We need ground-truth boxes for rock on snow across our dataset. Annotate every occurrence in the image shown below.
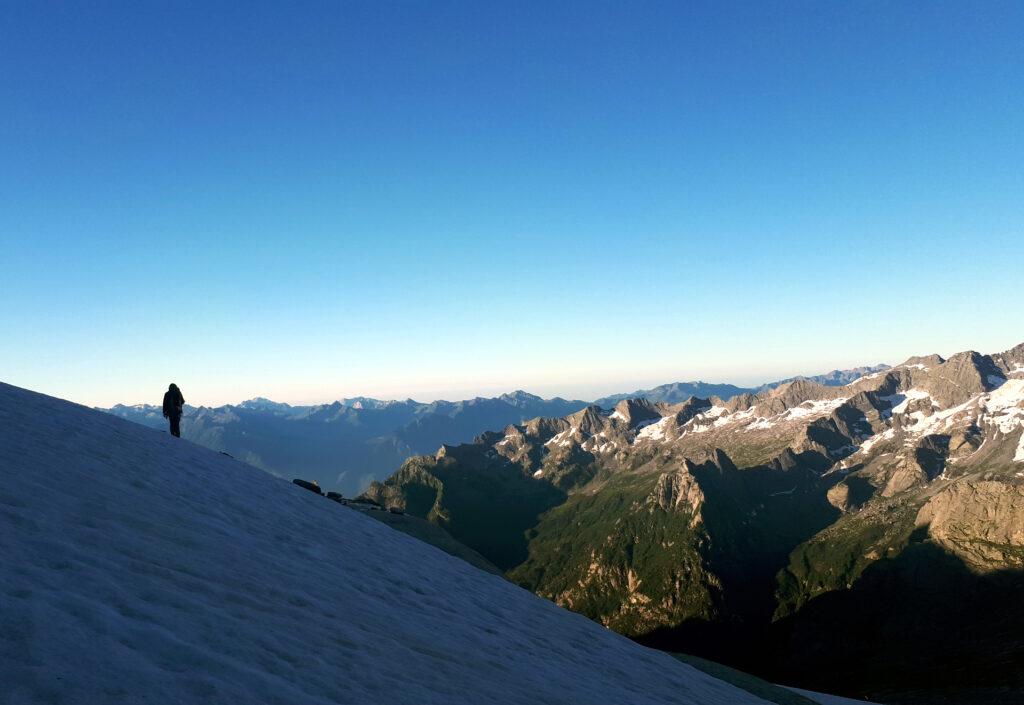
[0,382,772,705]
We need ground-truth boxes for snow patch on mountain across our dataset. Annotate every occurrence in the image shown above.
[881,389,933,415]
[859,429,895,455]
[784,398,848,419]
[981,379,1024,436]
[685,406,730,433]
[636,416,671,442]
[544,428,576,448]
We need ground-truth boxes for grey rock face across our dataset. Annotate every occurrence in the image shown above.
[917,480,1024,570]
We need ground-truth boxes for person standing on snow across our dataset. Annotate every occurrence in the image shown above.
[162,383,185,438]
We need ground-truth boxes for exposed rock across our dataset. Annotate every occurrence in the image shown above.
[914,434,950,480]
[918,351,1003,407]
[916,480,1024,570]
[992,341,1024,376]
[881,459,928,497]
[292,478,323,495]
[609,399,662,428]
[900,353,945,369]
[948,426,984,457]
[751,380,841,416]
[650,467,704,525]
[826,482,851,512]
[769,447,801,472]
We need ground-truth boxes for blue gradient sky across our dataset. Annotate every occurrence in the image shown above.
[2,1,1022,407]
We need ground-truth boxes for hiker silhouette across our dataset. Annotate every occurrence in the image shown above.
[162,383,185,438]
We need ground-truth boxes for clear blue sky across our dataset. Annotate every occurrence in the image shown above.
[2,1,1022,407]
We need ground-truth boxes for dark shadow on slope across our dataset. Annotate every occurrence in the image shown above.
[395,454,568,571]
[686,450,842,624]
[644,529,1024,705]
[844,474,876,507]
[768,529,1024,705]
[914,433,950,480]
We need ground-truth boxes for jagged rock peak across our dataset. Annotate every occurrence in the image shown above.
[898,353,945,369]
[498,390,543,406]
[683,447,734,473]
[566,405,611,435]
[675,396,714,421]
[993,341,1024,376]
[723,392,757,413]
[747,379,841,416]
[523,416,570,438]
[918,351,1004,406]
[237,397,292,411]
[609,398,662,427]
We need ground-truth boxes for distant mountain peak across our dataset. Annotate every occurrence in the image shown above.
[499,390,542,403]
[237,397,292,411]
[595,381,751,408]
[757,364,891,391]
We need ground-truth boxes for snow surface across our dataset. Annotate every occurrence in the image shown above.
[858,429,895,455]
[543,428,575,448]
[881,389,933,415]
[876,381,1024,452]
[784,398,847,419]
[636,416,670,442]
[979,380,1024,461]
[0,383,773,705]
[686,406,730,434]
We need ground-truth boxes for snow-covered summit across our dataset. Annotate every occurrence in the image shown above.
[0,382,773,705]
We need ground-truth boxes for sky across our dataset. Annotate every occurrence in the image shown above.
[2,1,1022,408]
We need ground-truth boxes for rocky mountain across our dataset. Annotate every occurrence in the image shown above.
[102,392,589,496]
[363,342,1024,704]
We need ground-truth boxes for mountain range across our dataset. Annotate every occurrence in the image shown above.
[361,343,1024,704]
[102,391,589,495]
[101,366,889,496]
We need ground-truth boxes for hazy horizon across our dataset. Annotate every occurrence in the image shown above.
[26,332,1019,409]
[3,3,1022,410]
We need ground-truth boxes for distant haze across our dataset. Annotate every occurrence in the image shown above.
[8,336,1024,409]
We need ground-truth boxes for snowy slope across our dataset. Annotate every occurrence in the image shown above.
[0,382,773,705]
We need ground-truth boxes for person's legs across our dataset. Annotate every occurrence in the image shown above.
[170,415,181,438]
